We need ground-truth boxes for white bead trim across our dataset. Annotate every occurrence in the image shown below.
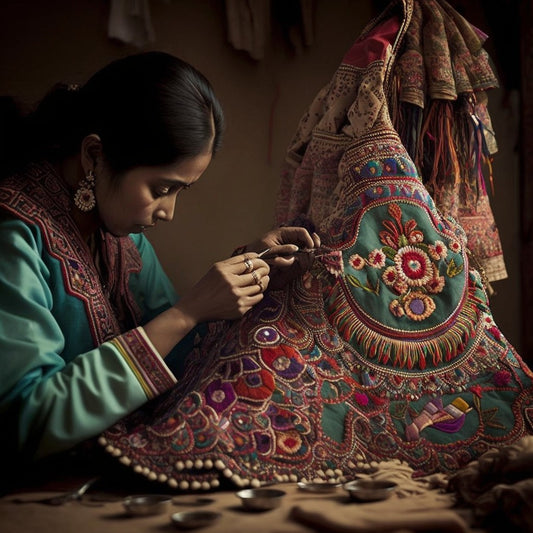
[99,436,351,490]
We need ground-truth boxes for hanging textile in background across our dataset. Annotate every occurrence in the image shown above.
[100,0,533,491]
[108,0,155,48]
[278,0,506,283]
[225,0,314,60]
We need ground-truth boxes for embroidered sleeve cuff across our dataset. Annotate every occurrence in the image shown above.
[110,327,177,399]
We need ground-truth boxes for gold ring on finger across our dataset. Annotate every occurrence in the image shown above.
[250,270,260,285]
[243,257,254,273]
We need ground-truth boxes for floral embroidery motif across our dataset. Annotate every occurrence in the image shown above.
[345,203,463,321]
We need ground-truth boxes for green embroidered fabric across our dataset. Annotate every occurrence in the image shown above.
[100,0,533,490]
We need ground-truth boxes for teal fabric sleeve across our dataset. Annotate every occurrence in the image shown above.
[129,233,207,378]
[0,220,174,460]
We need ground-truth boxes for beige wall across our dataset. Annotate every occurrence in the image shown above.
[0,0,521,351]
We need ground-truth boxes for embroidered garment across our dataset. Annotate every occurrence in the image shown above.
[0,162,180,461]
[100,0,533,491]
[278,0,506,282]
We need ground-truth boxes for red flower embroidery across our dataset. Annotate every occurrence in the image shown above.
[470,385,483,398]
[349,254,366,270]
[368,249,386,268]
[395,247,432,286]
[382,266,397,286]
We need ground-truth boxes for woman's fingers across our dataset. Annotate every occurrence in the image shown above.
[228,253,270,278]
[237,266,269,292]
[241,274,270,295]
[212,254,270,295]
[277,227,315,248]
[262,244,299,258]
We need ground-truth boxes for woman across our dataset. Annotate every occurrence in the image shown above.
[0,51,319,466]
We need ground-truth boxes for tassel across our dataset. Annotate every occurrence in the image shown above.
[416,100,461,201]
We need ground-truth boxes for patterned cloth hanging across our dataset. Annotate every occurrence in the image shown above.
[278,0,507,283]
[99,0,532,491]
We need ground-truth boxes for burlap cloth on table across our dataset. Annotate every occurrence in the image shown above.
[291,459,469,533]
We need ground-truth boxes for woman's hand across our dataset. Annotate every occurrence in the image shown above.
[175,253,270,324]
[245,227,321,289]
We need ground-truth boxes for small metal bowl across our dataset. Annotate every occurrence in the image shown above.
[297,481,341,493]
[123,494,172,515]
[171,511,222,530]
[236,488,286,511]
[343,479,398,502]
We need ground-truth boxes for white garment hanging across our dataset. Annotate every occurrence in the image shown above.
[108,0,155,48]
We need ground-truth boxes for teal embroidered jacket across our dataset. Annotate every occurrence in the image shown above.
[0,162,184,461]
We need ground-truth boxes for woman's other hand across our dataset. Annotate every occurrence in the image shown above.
[176,253,270,324]
[246,227,321,289]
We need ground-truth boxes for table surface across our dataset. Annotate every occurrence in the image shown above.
[0,479,480,533]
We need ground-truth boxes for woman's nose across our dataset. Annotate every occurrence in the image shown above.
[156,195,176,221]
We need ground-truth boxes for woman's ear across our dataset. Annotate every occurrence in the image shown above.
[80,134,103,175]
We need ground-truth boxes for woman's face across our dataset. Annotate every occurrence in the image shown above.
[94,151,212,236]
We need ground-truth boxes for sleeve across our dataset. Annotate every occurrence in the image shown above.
[0,219,176,461]
[128,233,207,379]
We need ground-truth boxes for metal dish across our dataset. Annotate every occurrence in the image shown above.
[343,479,398,502]
[296,481,341,493]
[122,494,172,515]
[171,511,222,530]
[236,488,286,511]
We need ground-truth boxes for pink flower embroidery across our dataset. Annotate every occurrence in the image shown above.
[321,250,344,277]
[449,240,461,253]
[393,280,409,295]
[493,371,511,387]
[382,266,397,286]
[354,392,369,406]
[426,274,445,294]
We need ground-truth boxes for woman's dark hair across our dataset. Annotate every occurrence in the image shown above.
[0,51,224,178]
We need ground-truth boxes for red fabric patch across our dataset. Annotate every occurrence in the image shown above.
[342,16,400,68]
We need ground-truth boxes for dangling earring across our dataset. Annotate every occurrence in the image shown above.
[74,170,96,212]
